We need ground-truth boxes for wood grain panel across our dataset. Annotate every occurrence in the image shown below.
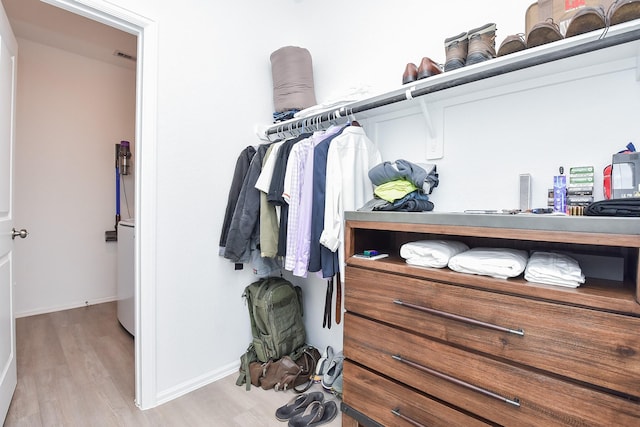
[344,313,640,427]
[345,259,640,315]
[343,361,490,427]
[346,267,640,397]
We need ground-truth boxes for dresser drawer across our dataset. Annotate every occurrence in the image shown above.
[345,266,640,397]
[342,361,491,427]
[345,313,640,426]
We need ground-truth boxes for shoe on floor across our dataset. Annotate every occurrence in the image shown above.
[275,392,324,421]
[565,6,606,38]
[287,401,338,427]
[330,372,343,400]
[321,351,344,390]
[313,345,334,382]
[608,0,640,26]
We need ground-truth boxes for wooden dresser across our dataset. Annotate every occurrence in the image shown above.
[340,211,640,427]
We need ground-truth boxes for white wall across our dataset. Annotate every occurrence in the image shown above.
[13,37,135,316]
[99,0,546,405]
[28,0,637,408]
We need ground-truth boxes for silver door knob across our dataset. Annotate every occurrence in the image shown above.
[11,228,28,240]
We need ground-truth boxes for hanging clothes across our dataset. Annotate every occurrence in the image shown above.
[320,125,382,281]
[224,143,271,263]
[284,126,346,277]
[219,145,256,255]
[255,141,285,258]
[307,125,351,278]
[221,122,380,281]
[267,133,313,257]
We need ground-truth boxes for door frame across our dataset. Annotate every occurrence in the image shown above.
[42,0,159,410]
[0,1,18,420]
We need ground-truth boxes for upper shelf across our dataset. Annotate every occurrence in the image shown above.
[264,20,640,140]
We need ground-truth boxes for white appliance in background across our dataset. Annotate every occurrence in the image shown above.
[117,219,135,336]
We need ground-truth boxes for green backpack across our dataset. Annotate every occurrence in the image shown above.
[236,276,306,389]
[246,276,306,361]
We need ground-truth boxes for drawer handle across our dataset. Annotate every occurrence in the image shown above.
[391,408,426,427]
[392,354,521,407]
[394,299,524,336]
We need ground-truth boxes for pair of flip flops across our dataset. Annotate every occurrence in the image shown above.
[275,391,338,426]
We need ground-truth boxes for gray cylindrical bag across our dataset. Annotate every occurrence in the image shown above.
[270,46,317,112]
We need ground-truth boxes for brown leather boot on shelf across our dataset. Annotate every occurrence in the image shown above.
[402,62,418,85]
[444,31,468,71]
[466,23,497,66]
[497,34,526,57]
[526,20,563,48]
[608,0,640,26]
[417,57,442,80]
[565,6,606,38]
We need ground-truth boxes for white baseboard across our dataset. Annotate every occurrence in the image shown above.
[15,296,118,318]
[155,361,241,407]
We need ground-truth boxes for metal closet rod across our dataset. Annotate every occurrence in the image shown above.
[265,26,640,139]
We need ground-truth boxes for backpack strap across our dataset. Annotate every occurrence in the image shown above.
[295,285,304,317]
[244,278,268,352]
[236,344,256,391]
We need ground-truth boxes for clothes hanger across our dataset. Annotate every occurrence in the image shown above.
[347,107,361,127]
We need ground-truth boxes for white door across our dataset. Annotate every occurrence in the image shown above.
[0,3,18,422]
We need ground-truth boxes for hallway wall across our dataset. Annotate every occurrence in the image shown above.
[13,37,136,317]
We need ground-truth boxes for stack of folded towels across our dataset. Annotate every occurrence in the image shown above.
[400,240,469,268]
[447,247,529,280]
[524,251,585,288]
[400,240,585,287]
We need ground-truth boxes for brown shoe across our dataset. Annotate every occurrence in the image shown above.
[466,23,497,66]
[526,21,563,48]
[565,6,606,38]
[416,57,442,80]
[608,0,640,26]
[402,63,418,85]
[497,34,526,56]
[444,31,468,71]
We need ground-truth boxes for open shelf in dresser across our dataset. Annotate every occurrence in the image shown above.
[345,211,640,315]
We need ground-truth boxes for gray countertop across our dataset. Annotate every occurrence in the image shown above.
[345,211,640,236]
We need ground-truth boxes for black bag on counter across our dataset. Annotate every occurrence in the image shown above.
[585,198,640,217]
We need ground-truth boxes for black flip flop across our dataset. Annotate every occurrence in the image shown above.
[275,391,324,421]
[288,401,338,427]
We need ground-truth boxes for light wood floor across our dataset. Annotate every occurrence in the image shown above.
[4,302,342,426]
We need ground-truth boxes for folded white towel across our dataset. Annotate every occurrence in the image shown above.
[448,247,529,279]
[400,240,469,268]
[524,251,585,288]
